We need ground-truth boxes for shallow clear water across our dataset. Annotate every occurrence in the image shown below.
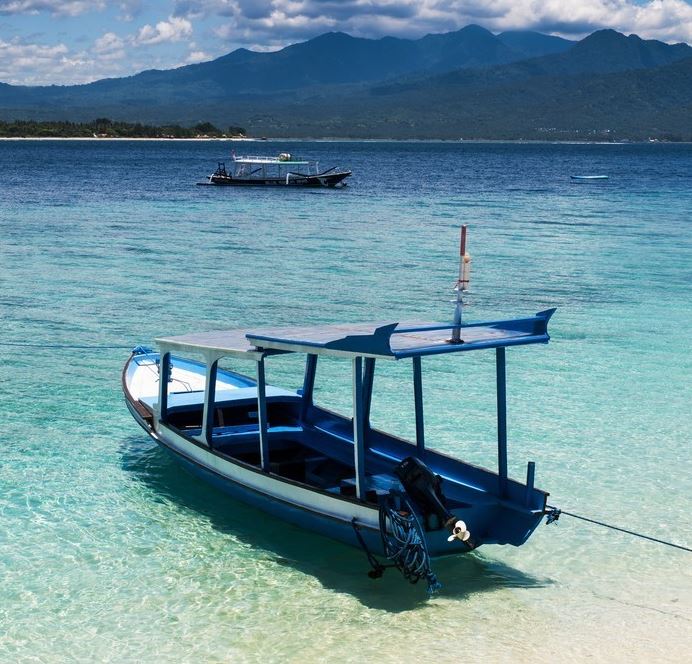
[1,140,691,662]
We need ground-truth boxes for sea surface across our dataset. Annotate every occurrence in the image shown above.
[1,140,690,663]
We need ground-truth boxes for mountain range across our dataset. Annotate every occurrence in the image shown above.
[1,25,691,140]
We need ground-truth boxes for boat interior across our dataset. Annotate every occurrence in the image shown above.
[136,383,545,538]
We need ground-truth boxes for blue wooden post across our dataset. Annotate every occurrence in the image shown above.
[525,461,535,506]
[158,351,170,424]
[257,356,270,472]
[362,357,376,429]
[300,353,318,422]
[201,359,218,447]
[412,355,425,456]
[496,347,508,496]
[352,356,366,501]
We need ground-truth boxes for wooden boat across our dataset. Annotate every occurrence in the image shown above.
[198,153,351,187]
[122,228,556,590]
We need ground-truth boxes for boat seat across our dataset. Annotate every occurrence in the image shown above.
[303,455,329,485]
[339,474,397,503]
[269,458,306,482]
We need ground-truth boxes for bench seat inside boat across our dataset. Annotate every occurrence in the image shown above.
[140,390,302,433]
[142,391,515,514]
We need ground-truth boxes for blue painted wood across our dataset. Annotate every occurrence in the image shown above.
[158,351,170,423]
[352,356,366,501]
[126,303,559,560]
[202,360,218,446]
[246,308,556,359]
[256,356,270,472]
[126,348,551,554]
[160,443,385,554]
[525,461,535,506]
[300,353,317,422]
[362,357,376,429]
[412,355,425,456]
[496,347,508,496]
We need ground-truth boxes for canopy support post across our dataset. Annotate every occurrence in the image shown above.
[157,351,170,425]
[352,356,366,501]
[257,355,270,472]
[362,357,376,429]
[413,355,425,456]
[496,347,508,496]
[200,359,218,447]
[525,461,535,506]
[300,353,318,422]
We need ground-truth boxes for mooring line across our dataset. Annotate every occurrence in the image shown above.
[546,507,692,552]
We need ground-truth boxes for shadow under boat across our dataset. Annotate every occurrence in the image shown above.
[120,435,553,612]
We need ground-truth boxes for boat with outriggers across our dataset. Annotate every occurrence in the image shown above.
[122,227,558,592]
[199,152,351,187]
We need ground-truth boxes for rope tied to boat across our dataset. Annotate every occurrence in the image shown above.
[545,506,692,553]
[378,492,441,595]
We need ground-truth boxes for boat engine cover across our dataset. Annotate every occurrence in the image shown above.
[394,457,455,531]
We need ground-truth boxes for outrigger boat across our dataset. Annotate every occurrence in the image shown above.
[199,153,351,187]
[122,228,557,591]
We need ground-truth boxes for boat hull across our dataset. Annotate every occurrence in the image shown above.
[122,352,547,560]
[200,171,351,188]
[140,420,390,555]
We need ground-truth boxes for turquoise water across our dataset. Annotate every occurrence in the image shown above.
[1,140,690,662]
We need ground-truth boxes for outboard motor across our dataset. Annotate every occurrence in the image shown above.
[394,457,457,531]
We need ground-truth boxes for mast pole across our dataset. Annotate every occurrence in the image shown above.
[451,225,470,343]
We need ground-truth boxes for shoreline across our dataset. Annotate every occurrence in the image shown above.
[0,136,688,145]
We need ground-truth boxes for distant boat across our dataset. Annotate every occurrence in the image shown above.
[571,175,609,181]
[198,153,351,188]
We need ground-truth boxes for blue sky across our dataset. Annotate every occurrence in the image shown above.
[1,0,691,85]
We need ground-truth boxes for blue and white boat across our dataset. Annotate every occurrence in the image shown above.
[122,228,557,590]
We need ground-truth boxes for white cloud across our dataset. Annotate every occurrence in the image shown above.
[0,0,103,16]
[93,31,125,61]
[185,0,692,45]
[186,49,210,62]
[94,31,124,52]
[0,12,200,84]
[0,37,106,84]
[134,15,193,45]
[2,0,691,86]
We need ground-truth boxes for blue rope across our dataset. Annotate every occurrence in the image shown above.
[379,493,441,595]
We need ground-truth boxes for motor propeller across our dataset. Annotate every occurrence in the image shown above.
[447,519,471,543]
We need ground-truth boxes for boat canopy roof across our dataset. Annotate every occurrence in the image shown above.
[233,156,311,165]
[156,309,555,361]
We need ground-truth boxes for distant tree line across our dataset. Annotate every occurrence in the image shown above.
[0,118,246,138]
